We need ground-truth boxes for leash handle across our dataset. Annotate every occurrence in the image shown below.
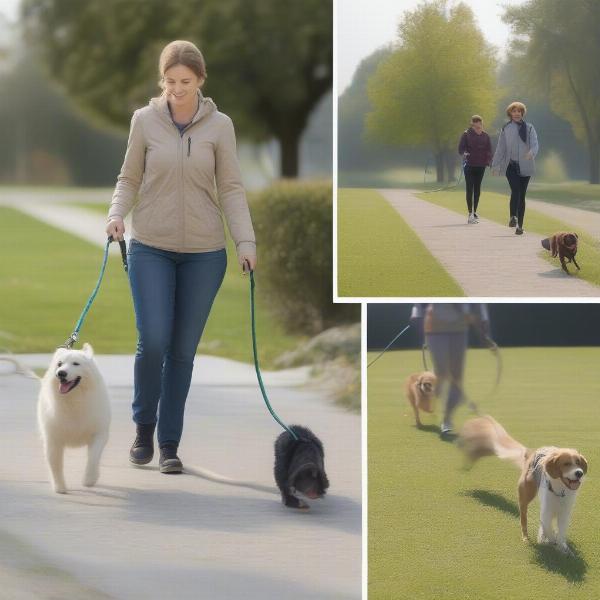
[108,235,128,272]
[247,265,298,441]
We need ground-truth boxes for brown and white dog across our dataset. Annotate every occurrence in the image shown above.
[541,232,579,274]
[459,415,587,553]
[405,371,437,427]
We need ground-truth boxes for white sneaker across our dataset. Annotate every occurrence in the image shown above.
[467,213,476,224]
[440,422,453,434]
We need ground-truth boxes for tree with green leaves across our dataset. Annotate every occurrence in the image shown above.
[366,1,497,182]
[504,0,600,184]
[21,0,332,178]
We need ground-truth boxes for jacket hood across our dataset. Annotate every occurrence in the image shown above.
[149,89,217,124]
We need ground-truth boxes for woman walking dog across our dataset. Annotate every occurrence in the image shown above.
[491,101,539,235]
[458,115,492,224]
[106,40,256,473]
[411,304,490,437]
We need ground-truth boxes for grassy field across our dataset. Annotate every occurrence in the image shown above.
[368,347,600,599]
[418,189,600,287]
[0,206,301,367]
[338,167,427,190]
[527,182,600,212]
[337,188,463,297]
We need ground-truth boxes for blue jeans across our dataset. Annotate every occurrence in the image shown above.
[127,240,227,446]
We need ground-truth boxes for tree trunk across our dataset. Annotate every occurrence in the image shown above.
[444,148,456,183]
[590,142,599,184]
[279,131,301,178]
[434,152,444,183]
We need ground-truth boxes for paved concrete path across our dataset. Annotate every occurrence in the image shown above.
[0,356,361,599]
[379,189,600,297]
[0,189,131,257]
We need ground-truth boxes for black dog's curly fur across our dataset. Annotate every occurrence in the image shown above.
[274,425,330,509]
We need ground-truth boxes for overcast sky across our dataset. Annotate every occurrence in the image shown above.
[337,0,528,93]
[0,0,18,21]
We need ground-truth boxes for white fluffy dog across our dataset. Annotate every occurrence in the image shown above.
[37,344,111,493]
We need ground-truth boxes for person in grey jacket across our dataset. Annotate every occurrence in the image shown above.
[491,101,539,235]
[410,304,490,436]
[106,40,256,474]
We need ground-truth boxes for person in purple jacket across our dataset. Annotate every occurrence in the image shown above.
[458,115,493,224]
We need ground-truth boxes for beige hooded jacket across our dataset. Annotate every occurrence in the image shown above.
[108,91,256,260]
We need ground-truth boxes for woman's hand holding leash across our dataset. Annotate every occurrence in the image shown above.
[242,256,257,274]
[106,217,125,242]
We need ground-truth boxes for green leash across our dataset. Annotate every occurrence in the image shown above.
[246,265,298,441]
[61,237,128,349]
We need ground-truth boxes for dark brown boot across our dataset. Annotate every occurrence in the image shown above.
[129,423,156,465]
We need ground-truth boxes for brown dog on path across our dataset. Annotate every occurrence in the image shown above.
[541,232,579,274]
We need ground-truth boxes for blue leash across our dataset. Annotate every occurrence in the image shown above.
[246,264,298,441]
[60,237,127,349]
[367,324,411,368]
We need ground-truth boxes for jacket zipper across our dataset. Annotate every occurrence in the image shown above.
[166,117,200,251]
[179,133,185,250]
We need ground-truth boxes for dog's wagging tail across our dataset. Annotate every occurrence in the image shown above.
[459,415,587,553]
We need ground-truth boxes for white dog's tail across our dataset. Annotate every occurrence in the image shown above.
[459,415,527,468]
[0,356,41,381]
[183,465,278,496]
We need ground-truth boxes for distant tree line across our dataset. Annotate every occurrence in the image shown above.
[0,54,125,185]
[341,0,599,183]
[21,0,332,178]
[367,304,600,349]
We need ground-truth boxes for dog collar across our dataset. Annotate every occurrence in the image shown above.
[547,480,566,498]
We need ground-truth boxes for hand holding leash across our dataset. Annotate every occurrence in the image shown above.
[108,235,128,273]
[105,217,125,241]
[242,257,257,275]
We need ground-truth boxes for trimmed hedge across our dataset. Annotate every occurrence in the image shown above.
[252,180,359,335]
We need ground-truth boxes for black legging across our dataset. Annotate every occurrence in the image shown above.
[506,161,530,228]
[464,165,485,214]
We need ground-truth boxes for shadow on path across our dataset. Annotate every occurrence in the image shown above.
[538,268,577,279]
[59,484,362,536]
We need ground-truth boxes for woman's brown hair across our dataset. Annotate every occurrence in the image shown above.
[158,40,207,91]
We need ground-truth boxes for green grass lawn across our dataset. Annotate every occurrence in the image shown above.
[0,206,301,367]
[338,167,427,190]
[527,182,600,212]
[368,347,600,599]
[337,188,463,297]
[418,188,600,287]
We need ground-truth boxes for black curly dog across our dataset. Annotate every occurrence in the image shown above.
[274,425,330,509]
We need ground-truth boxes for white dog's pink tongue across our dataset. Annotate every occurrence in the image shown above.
[59,381,72,394]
